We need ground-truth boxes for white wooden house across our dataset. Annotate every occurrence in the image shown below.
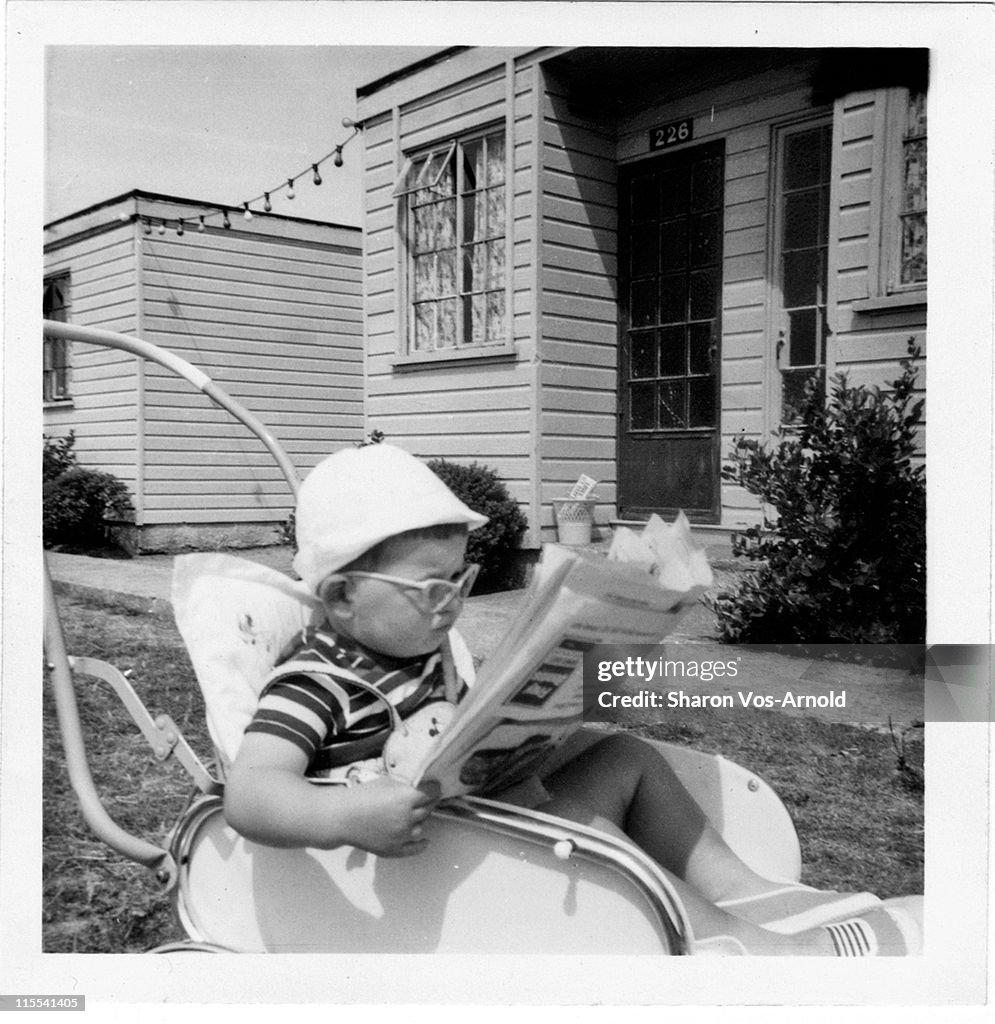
[43,190,363,551]
[354,46,927,550]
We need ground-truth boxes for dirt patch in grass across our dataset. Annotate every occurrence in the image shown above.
[43,596,923,953]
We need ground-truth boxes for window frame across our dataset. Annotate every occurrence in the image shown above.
[853,86,927,314]
[393,140,456,199]
[770,116,834,428]
[882,85,927,296]
[394,124,514,366]
[43,272,72,404]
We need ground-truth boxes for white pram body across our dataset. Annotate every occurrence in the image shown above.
[165,741,800,955]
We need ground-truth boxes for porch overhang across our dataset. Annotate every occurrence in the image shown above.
[540,46,928,121]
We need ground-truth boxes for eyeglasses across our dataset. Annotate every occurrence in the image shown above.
[342,563,480,615]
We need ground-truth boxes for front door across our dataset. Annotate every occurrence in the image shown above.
[618,141,724,521]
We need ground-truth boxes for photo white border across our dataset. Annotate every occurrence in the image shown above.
[3,0,993,1013]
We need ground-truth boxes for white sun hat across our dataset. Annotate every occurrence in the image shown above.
[292,443,488,591]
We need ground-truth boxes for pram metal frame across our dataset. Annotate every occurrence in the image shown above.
[44,566,182,886]
[68,655,222,796]
[42,319,800,955]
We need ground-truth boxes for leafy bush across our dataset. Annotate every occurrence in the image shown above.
[427,458,528,590]
[43,467,135,549]
[43,431,78,482]
[711,341,925,644]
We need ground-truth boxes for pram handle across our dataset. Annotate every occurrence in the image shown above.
[42,320,301,886]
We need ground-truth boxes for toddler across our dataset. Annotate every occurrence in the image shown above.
[224,444,921,955]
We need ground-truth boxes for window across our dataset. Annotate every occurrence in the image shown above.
[858,86,927,310]
[774,121,832,424]
[893,88,927,289]
[43,273,71,402]
[395,128,507,355]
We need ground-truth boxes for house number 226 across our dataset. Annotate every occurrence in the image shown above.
[649,118,694,150]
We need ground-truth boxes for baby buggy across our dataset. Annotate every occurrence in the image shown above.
[43,321,806,955]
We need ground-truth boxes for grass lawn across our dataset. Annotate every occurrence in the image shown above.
[43,596,924,954]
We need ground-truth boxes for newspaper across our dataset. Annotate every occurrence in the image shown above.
[386,512,713,798]
[567,473,599,500]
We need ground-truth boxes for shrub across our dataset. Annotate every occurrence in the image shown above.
[43,431,78,482]
[711,340,925,645]
[427,458,528,591]
[43,467,135,549]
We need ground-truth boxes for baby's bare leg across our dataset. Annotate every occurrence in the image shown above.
[534,789,840,953]
[538,734,915,955]
[541,732,774,903]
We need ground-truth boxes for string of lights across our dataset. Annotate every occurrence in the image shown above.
[139,118,362,237]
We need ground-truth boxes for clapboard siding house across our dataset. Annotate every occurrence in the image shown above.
[355,47,927,548]
[43,190,363,551]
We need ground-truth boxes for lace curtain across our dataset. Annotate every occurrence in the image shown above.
[409,131,506,352]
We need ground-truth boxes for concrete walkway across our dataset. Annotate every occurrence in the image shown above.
[46,547,924,731]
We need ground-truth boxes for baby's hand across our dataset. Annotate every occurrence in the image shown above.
[348,777,441,858]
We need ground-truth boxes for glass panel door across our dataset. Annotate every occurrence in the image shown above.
[618,141,724,521]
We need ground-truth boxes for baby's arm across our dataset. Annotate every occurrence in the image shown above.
[223,731,439,856]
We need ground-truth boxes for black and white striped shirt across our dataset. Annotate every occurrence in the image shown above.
[244,626,463,775]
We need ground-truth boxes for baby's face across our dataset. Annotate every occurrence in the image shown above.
[339,531,470,659]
